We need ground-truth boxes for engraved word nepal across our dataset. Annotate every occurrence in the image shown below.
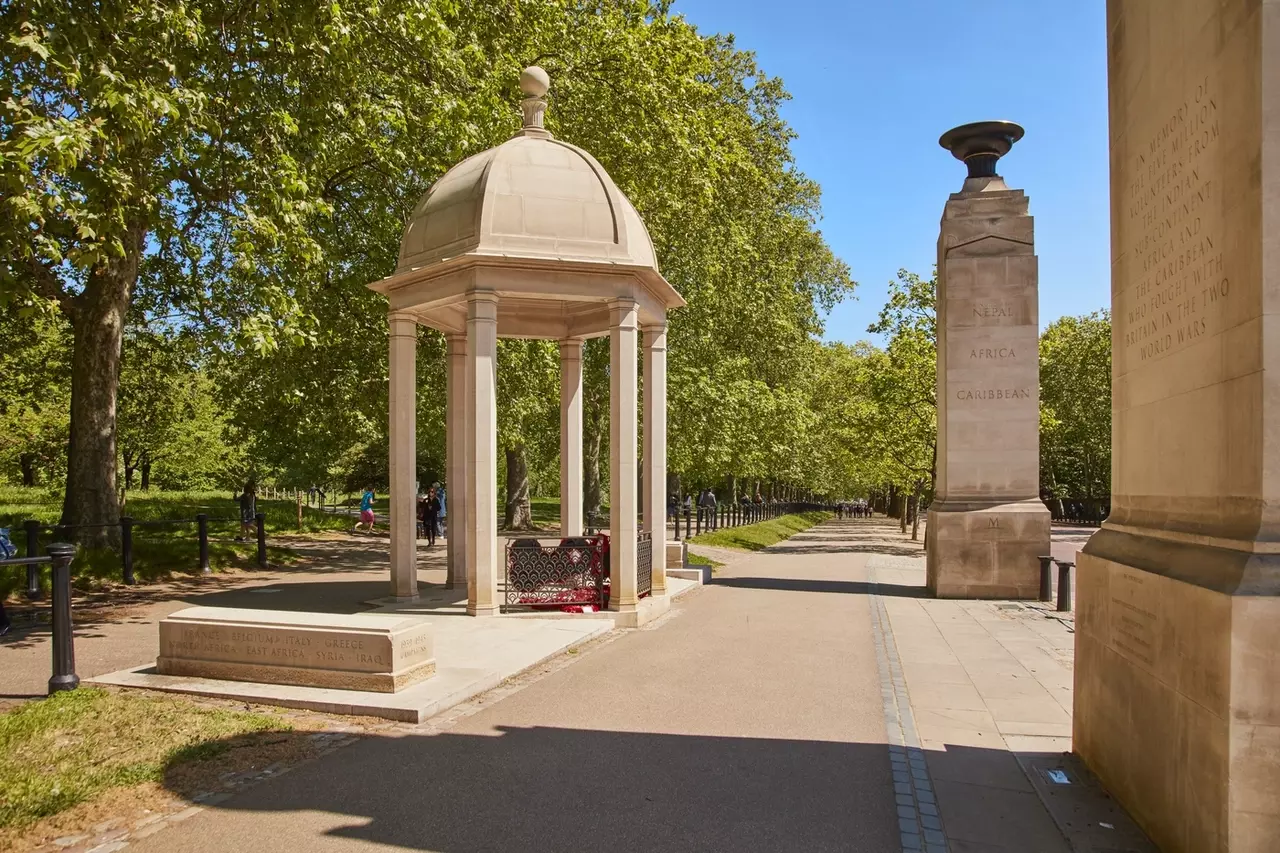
[954,388,1031,401]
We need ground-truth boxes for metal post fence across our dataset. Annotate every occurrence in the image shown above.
[684,508,691,539]
[23,519,40,599]
[47,543,79,694]
[1057,561,1074,612]
[256,512,267,568]
[121,516,135,585]
[1037,556,1054,602]
[197,513,210,574]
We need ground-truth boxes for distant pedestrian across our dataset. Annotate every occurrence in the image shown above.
[235,483,257,542]
[431,482,445,538]
[0,527,15,637]
[421,487,442,546]
[356,486,376,533]
[436,483,447,538]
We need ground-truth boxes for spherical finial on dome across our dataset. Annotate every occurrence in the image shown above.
[520,66,550,97]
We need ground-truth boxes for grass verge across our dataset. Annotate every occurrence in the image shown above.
[0,487,342,595]
[0,688,316,850]
[685,552,724,572]
[689,511,833,552]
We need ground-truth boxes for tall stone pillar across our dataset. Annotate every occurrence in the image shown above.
[1076,3,1280,851]
[559,338,584,537]
[609,300,639,613]
[926,122,1051,599]
[387,312,418,600]
[642,322,668,597]
[445,333,468,589]
[465,293,499,616]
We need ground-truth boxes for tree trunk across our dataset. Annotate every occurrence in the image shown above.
[503,445,533,529]
[887,484,901,519]
[19,453,36,487]
[61,235,139,548]
[583,428,603,517]
[140,457,151,491]
[124,459,135,490]
[910,481,923,541]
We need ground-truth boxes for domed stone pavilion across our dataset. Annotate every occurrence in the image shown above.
[368,67,685,621]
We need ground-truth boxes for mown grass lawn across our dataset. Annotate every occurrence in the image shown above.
[0,688,312,849]
[689,511,832,551]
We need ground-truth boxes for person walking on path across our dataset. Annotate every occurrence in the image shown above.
[236,483,256,542]
[433,482,446,538]
[699,488,718,530]
[421,487,442,547]
[437,481,448,535]
[355,486,376,533]
[0,528,13,636]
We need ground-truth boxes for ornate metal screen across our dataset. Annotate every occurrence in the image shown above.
[502,536,606,612]
[637,531,652,599]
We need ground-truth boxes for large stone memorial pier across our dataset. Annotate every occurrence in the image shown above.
[926,121,1051,598]
[1076,2,1280,850]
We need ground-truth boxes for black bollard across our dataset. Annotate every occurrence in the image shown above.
[197,513,210,574]
[1057,560,1074,612]
[24,519,41,600]
[121,516,135,585]
[684,508,691,539]
[672,509,680,541]
[47,543,79,694]
[695,507,702,536]
[1037,555,1054,602]
[256,512,267,569]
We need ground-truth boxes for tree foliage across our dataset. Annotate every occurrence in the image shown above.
[1039,311,1111,499]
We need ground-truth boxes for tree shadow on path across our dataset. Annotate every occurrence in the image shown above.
[157,726,903,853]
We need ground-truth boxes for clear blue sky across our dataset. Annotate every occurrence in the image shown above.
[672,0,1110,345]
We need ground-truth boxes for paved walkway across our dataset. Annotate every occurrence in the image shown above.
[13,520,1153,853]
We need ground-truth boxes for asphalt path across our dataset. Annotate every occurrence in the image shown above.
[132,521,900,853]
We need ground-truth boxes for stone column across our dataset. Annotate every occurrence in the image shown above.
[609,300,639,612]
[642,322,668,596]
[926,122,1050,599]
[387,312,418,600]
[445,333,468,589]
[559,338,584,537]
[1076,4,1280,851]
[465,294,500,616]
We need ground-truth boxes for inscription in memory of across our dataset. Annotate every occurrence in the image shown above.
[1110,571,1157,669]
[165,626,392,669]
[1122,75,1228,363]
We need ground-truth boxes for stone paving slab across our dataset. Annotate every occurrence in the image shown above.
[93,614,615,722]
[868,546,1155,853]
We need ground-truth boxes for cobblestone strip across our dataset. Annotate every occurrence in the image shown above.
[868,556,949,853]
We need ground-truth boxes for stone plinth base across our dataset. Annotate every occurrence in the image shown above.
[666,540,684,569]
[157,607,435,694]
[610,593,671,628]
[926,499,1049,598]
[1074,534,1280,853]
[667,566,709,585]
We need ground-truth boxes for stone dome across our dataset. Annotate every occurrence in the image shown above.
[395,129,658,276]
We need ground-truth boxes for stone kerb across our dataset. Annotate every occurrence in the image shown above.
[157,607,436,694]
